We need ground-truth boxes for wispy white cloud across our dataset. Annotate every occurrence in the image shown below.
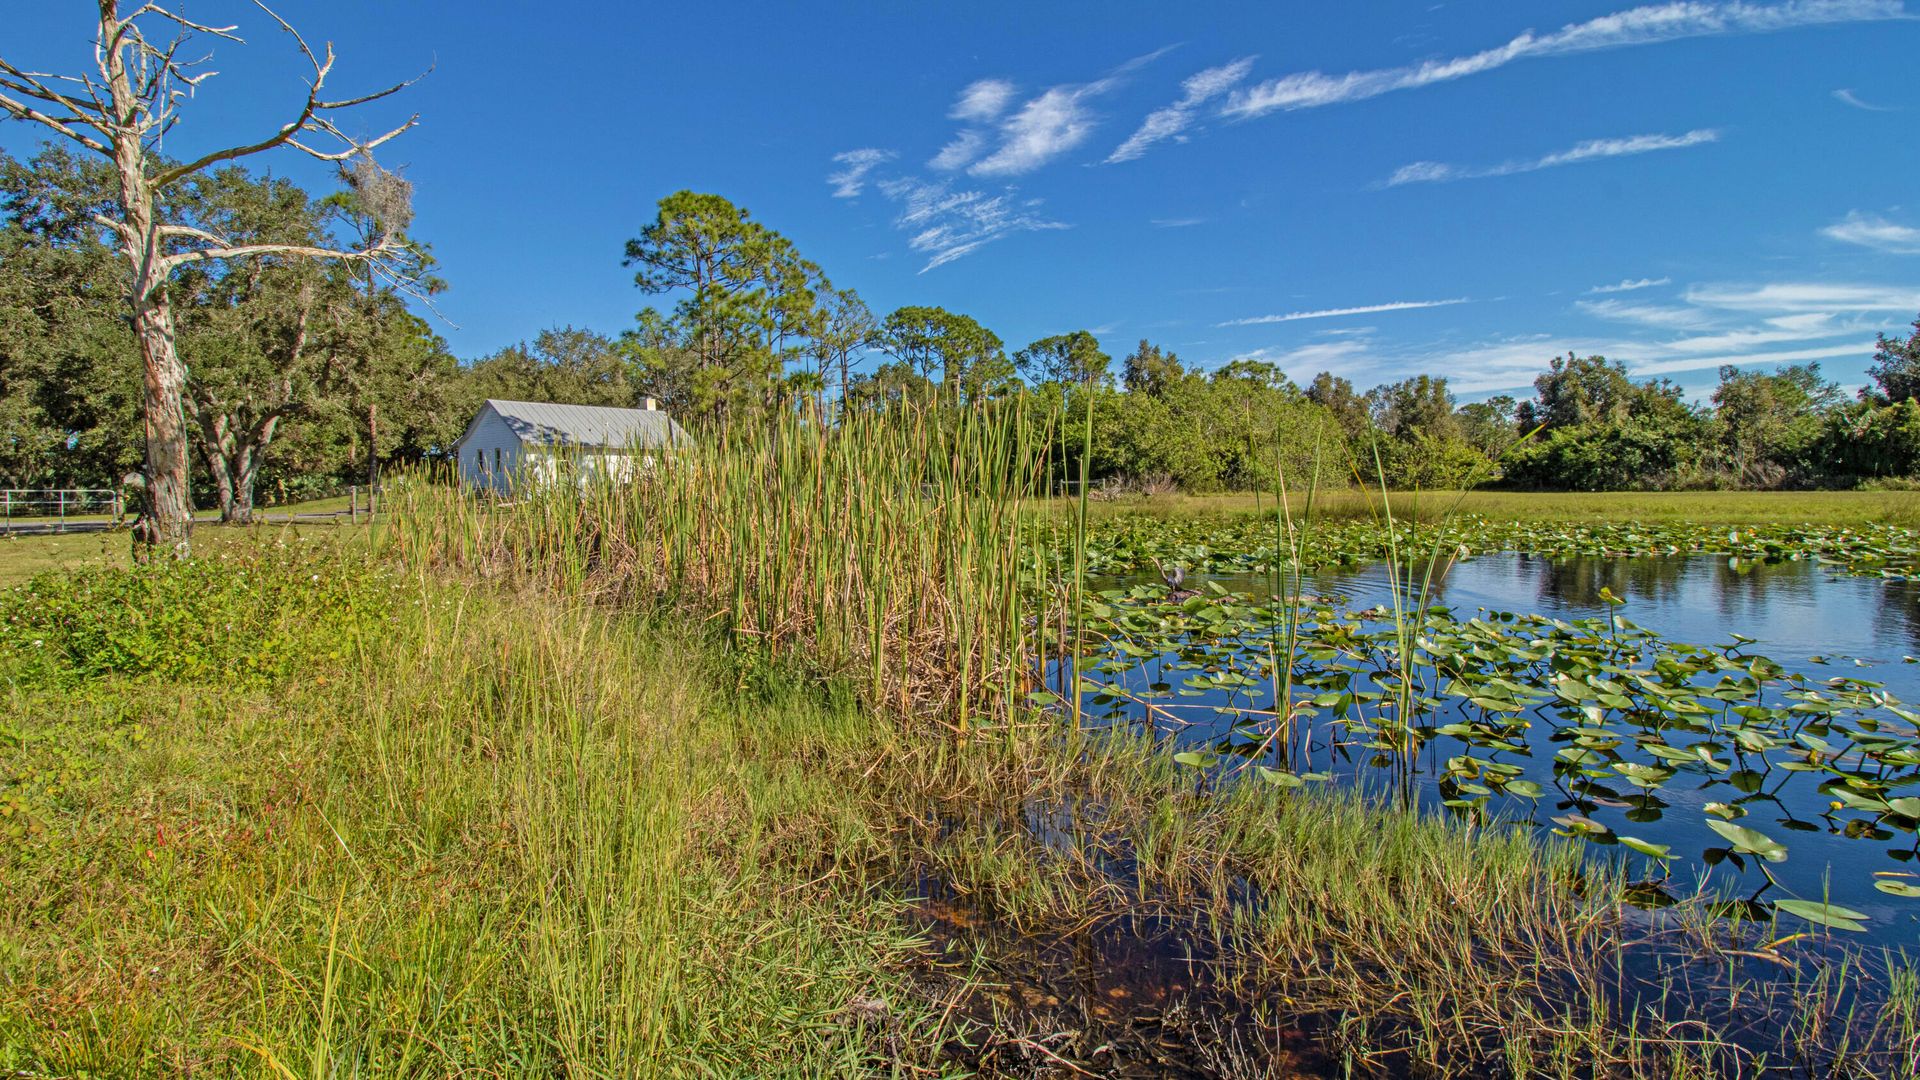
[1683,281,1920,312]
[1106,56,1257,163]
[928,130,986,171]
[929,81,1020,171]
[1822,211,1920,253]
[1220,278,1918,395]
[1223,1,1907,118]
[826,148,895,198]
[1385,129,1719,186]
[950,78,1018,122]
[1226,340,1374,378]
[964,48,1174,177]
[875,177,1068,271]
[1588,275,1672,293]
[1575,298,1719,328]
[969,85,1105,176]
[1151,216,1208,228]
[1834,87,1898,110]
[1630,341,1876,376]
[1218,298,1471,326]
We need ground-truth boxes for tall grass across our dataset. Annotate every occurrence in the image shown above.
[0,550,945,1076]
[386,402,1056,726]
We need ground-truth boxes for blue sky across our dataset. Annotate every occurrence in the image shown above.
[7,1,1920,401]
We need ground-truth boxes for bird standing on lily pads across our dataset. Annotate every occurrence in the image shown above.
[1154,559,1199,602]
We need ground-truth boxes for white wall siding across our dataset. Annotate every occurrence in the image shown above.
[455,406,524,494]
[455,404,653,494]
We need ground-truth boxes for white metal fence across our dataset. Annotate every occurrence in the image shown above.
[1,488,122,531]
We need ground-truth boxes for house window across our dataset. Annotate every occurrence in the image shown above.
[494,447,503,478]
[475,448,485,480]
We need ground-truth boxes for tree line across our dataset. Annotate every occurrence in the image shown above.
[9,156,1920,513]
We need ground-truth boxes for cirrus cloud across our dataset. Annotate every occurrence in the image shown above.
[1821,211,1920,254]
[1385,129,1720,186]
[1222,2,1908,119]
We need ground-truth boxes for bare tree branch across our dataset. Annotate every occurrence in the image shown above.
[0,89,110,154]
[158,234,403,276]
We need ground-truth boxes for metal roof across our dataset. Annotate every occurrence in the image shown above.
[478,399,689,450]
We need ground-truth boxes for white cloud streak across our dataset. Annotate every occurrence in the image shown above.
[1217,298,1471,326]
[1223,2,1907,118]
[826,148,895,198]
[1218,279,1917,394]
[875,177,1069,271]
[1386,129,1719,186]
[1822,211,1920,253]
[928,130,985,171]
[1684,281,1920,311]
[950,79,1018,122]
[961,48,1174,177]
[1575,298,1719,328]
[969,85,1105,176]
[1588,276,1672,293]
[1833,87,1898,110]
[1106,56,1257,163]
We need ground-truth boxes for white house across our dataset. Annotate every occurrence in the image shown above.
[453,398,689,494]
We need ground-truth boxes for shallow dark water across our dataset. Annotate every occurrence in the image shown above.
[1074,554,1920,948]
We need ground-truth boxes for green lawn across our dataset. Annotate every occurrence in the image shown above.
[0,521,372,587]
[0,531,125,585]
[0,492,367,527]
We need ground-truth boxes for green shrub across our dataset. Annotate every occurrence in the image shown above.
[0,539,395,688]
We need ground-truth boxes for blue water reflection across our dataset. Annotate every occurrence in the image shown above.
[1071,554,1920,945]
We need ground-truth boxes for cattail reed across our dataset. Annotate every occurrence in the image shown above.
[384,401,1058,726]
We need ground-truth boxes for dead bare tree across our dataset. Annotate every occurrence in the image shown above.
[0,1,420,555]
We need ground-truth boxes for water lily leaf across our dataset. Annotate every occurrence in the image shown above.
[1772,899,1868,932]
[1619,836,1672,859]
[1705,820,1788,862]
[1873,880,1920,897]
[1501,779,1544,798]
[1255,766,1305,788]
[1887,797,1920,819]
[1829,789,1890,813]
[1550,814,1610,838]
[1172,750,1218,769]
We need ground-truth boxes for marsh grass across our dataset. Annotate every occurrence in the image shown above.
[8,404,1920,1076]
[0,547,953,1076]
[385,402,1055,728]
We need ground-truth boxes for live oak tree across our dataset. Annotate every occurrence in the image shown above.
[171,167,392,523]
[0,1,419,553]
[469,328,634,408]
[0,147,142,489]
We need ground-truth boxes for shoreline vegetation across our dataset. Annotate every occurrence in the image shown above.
[4,533,1916,1076]
[5,406,1920,1076]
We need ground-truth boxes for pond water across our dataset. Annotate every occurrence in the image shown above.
[1066,553,1920,947]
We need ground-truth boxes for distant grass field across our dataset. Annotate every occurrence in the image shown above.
[0,493,364,527]
[0,531,123,585]
[1069,488,1920,525]
[0,522,371,587]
